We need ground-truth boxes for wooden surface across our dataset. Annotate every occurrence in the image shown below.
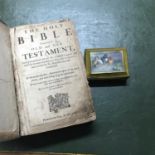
[0,0,155,154]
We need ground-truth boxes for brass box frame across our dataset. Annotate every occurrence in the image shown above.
[84,48,129,80]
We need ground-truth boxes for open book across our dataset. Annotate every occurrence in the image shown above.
[0,19,96,142]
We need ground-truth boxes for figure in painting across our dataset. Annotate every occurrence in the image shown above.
[92,56,103,67]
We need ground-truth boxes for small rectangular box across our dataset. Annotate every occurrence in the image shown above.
[84,48,129,80]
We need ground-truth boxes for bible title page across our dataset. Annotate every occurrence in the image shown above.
[11,20,94,135]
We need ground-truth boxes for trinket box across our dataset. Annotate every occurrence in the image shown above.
[84,48,129,80]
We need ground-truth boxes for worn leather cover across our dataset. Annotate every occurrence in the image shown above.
[0,21,20,141]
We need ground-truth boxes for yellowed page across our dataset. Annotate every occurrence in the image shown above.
[10,19,96,136]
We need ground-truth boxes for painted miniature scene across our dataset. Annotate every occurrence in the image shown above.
[90,51,125,74]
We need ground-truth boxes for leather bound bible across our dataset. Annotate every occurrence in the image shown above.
[0,19,96,142]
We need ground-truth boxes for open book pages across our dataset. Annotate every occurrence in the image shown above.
[0,22,19,141]
[10,19,96,136]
